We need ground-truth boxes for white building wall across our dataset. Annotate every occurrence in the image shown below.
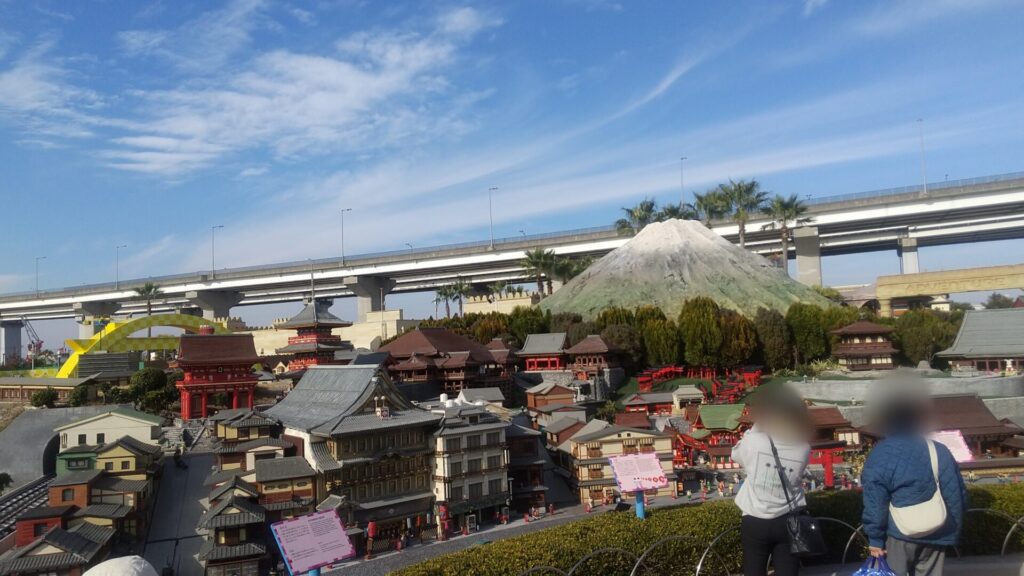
[57,414,160,452]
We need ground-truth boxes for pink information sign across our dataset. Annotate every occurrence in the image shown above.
[608,453,669,493]
[271,510,355,574]
[930,430,974,463]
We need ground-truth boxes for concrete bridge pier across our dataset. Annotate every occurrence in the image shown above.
[1,320,23,365]
[793,226,823,286]
[344,276,396,323]
[185,290,244,321]
[73,301,121,338]
[898,237,920,274]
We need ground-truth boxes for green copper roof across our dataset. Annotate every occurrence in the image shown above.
[697,404,745,431]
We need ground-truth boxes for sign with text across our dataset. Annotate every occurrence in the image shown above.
[608,453,669,493]
[930,430,974,463]
[271,510,355,575]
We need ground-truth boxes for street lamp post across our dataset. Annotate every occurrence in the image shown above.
[916,119,928,197]
[115,244,127,290]
[34,256,46,298]
[211,225,224,279]
[340,208,353,265]
[488,187,498,250]
[680,156,688,206]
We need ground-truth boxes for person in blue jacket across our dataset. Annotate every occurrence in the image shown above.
[862,394,967,576]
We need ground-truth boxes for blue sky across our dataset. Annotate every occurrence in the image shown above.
[2,0,1023,344]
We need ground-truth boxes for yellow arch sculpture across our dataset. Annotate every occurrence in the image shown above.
[57,313,231,378]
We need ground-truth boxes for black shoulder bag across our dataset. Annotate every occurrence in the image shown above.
[768,437,827,558]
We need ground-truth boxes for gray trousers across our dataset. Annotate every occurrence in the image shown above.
[886,537,945,576]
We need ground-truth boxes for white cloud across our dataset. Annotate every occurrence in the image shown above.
[0,40,102,138]
[802,0,828,17]
[33,5,74,22]
[238,166,268,177]
[117,0,269,72]
[101,6,497,174]
[853,0,1007,35]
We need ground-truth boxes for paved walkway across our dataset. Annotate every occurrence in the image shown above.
[143,452,213,576]
[805,553,1024,576]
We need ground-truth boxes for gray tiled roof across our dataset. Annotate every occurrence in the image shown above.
[0,524,113,574]
[75,503,131,519]
[623,392,676,405]
[204,468,245,487]
[17,505,75,521]
[457,387,505,403]
[937,308,1024,358]
[309,442,343,472]
[215,437,292,454]
[254,456,315,483]
[519,333,568,356]
[209,476,259,502]
[265,364,441,437]
[198,497,265,529]
[50,469,103,487]
[198,540,267,562]
[277,301,351,329]
[264,365,381,432]
[544,417,583,435]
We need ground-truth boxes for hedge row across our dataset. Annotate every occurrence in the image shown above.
[392,485,1024,576]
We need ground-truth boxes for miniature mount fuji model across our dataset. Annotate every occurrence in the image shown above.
[539,219,832,319]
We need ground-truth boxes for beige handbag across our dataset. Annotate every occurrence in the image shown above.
[889,440,947,538]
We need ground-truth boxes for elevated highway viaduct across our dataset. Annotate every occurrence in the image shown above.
[1,170,1023,353]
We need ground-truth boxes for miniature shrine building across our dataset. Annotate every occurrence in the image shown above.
[936,308,1024,373]
[518,333,568,371]
[380,328,514,397]
[565,335,620,379]
[830,319,898,371]
[275,300,353,373]
[174,329,260,420]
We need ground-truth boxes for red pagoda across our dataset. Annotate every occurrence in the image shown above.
[175,328,260,420]
[275,300,353,373]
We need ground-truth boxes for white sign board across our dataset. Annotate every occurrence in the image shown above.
[608,453,669,493]
[271,510,355,574]
[930,430,974,463]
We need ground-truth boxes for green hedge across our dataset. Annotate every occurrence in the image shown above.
[393,485,1024,576]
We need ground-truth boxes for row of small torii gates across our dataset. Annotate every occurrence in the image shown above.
[636,365,763,404]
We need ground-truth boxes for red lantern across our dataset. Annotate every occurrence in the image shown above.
[367,520,378,539]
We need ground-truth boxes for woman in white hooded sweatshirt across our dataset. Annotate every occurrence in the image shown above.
[731,385,812,576]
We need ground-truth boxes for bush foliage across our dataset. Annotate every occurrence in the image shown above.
[393,485,1024,576]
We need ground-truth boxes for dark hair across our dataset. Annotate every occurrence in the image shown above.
[748,385,811,431]
[875,396,926,434]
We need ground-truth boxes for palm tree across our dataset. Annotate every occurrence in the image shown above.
[553,256,593,284]
[521,248,556,296]
[486,281,507,300]
[134,282,161,337]
[615,198,659,235]
[718,179,768,248]
[693,190,728,227]
[656,202,698,221]
[432,290,444,318]
[450,278,473,317]
[761,194,813,269]
[435,284,456,318]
